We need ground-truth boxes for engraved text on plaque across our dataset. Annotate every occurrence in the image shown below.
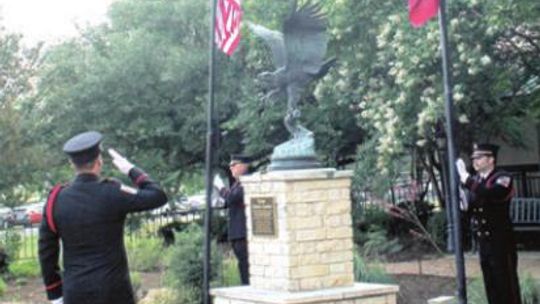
[251,197,276,236]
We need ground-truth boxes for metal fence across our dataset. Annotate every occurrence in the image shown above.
[513,172,540,198]
[9,172,540,261]
[8,208,225,261]
[353,179,442,212]
[354,171,540,209]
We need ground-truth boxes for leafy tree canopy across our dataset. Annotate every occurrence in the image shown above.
[0,0,537,202]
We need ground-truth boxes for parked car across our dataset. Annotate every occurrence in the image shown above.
[8,202,44,227]
[10,207,29,226]
[27,209,43,225]
[26,202,44,225]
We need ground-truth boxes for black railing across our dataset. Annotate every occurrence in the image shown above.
[8,208,224,261]
[10,172,540,261]
[354,172,540,207]
[512,172,540,198]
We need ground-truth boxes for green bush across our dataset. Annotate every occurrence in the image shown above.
[0,277,6,296]
[520,272,540,304]
[220,256,241,287]
[467,273,539,304]
[426,211,447,249]
[0,228,21,264]
[386,200,434,239]
[125,213,145,235]
[353,251,394,284]
[130,271,142,293]
[126,237,165,272]
[467,277,487,304]
[165,224,221,304]
[9,259,40,278]
[353,205,390,246]
[361,225,402,258]
[156,213,228,245]
[210,214,229,243]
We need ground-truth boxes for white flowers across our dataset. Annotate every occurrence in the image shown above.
[480,55,492,66]
[453,91,464,102]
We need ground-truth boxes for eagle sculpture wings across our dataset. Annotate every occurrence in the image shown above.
[248,1,335,138]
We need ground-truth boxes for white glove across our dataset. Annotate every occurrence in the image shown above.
[455,158,469,184]
[108,148,135,175]
[51,297,63,304]
[459,186,468,211]
[213,174,225,191]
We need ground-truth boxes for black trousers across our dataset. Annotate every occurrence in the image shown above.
[479,241,521,304]
[231,238,249,285]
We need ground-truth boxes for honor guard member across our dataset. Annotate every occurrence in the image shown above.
[456,143,521,304]
[215,154,251,285]
[38,131,168,304]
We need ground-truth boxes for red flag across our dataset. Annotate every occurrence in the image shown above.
[215,0,242,56]
[409,0,439,28]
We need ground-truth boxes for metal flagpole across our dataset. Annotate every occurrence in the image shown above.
[437,0,467,302]
[204,0,218,303]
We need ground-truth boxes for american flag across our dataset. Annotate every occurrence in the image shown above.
[215,0,242,56]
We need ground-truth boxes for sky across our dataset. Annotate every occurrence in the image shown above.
[0,0,114,45]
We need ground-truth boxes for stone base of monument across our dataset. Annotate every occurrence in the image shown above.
[211,168,398,304]
[211,283,399,304]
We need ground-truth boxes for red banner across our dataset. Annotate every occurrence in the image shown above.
[409,0,439,28]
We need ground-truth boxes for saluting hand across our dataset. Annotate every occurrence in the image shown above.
[455,158,469,184]
[108,148,135,175]
[213,174,226,191]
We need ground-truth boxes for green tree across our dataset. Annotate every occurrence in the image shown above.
[321,0,539,200]
[17,0,540,204]
[0,26,43,207]
[30,0,220,191]
[28,0,366,190]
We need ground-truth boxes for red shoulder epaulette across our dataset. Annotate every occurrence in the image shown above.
[46,184,64,234]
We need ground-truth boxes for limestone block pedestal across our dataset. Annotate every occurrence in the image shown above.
[211,169,399,304]
[212,283,398,304]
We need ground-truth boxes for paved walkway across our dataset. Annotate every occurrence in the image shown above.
[384,251,540,279]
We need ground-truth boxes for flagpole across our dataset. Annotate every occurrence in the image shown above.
[437,0,467,302]
[204,0,218,303]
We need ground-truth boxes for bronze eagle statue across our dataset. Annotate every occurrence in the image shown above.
[248,1,335,139]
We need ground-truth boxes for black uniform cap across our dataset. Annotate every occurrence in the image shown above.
[471,143,499,159]
[63,131,103,165]
[229,154,252,166]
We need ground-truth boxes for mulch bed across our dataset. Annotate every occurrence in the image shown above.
[1,273,458,304]
[394,274,456,304]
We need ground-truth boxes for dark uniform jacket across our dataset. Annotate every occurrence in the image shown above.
[465,169,515,244]
[38,168,167,304]
[464,168,521,304]
[222,181,247,241]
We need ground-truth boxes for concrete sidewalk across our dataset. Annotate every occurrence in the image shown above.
[384,251,540,279]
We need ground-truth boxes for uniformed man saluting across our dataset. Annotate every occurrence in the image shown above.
[38,131,168,304]
[215,154,251,285]
[456,143,521,304]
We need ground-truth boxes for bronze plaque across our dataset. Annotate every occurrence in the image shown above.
[250,197,277,236]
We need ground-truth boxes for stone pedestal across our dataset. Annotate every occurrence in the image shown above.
[212,283,398,304]
[211,168,399,304]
